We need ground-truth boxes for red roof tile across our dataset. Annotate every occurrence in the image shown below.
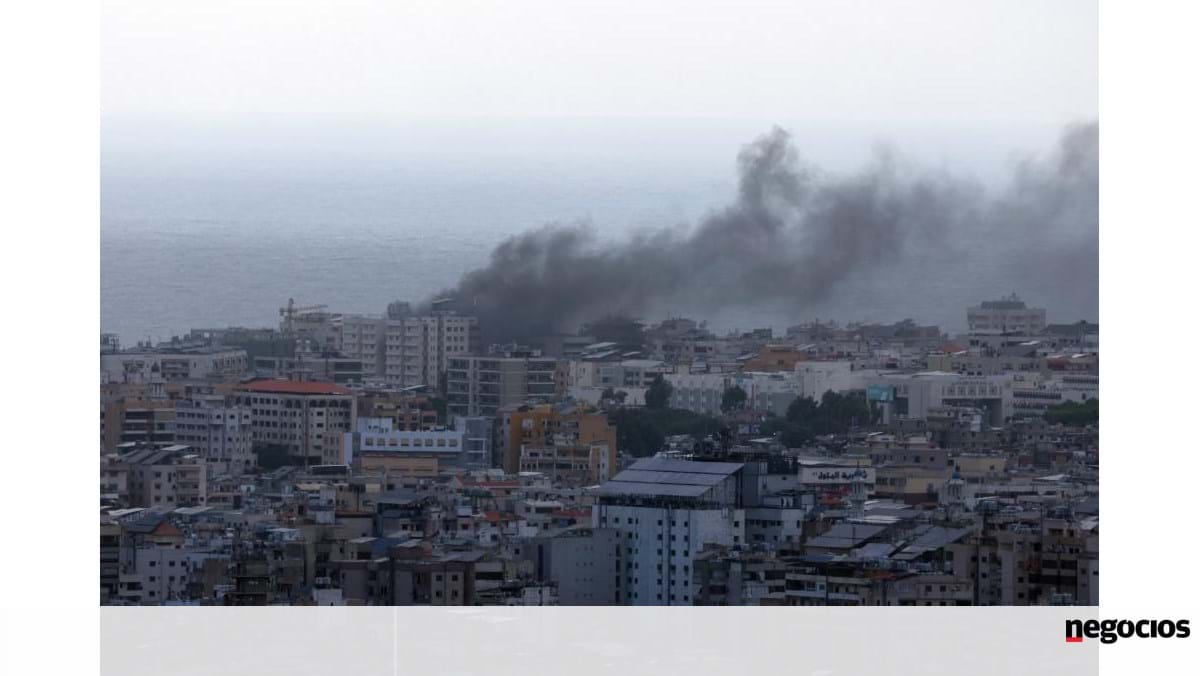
[238,379,353,395]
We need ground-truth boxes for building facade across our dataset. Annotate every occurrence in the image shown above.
[447,352,560,418]
[174,395,254,476]
[234,380,357,466]
[967,295,1047,335]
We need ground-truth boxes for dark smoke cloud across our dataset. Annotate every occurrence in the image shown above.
[429,123,1098,343]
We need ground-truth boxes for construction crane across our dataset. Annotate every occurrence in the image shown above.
[279,298,328,335]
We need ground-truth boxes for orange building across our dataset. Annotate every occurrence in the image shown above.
[741,344,809,372]
[500,405,617,481]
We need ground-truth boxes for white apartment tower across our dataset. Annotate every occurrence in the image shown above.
[337,314,385,378]
[383,305,478,388]
[592,458,746,606]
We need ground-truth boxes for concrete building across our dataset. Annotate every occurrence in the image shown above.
[382,306,479,388]
[741,345,809,372]
[252,352,366,384]
[173,395,254,476]
[522,527,624,605]
[344,416,491,470]
[116,444,208,508]
[336,314,385,378]
[666,372,802,416]
[446,351,560,418]
[967,294,1047,335]
[355,389,439,431]
[234,380,357,467]
[794,361,882,399]
[103,399,177,452]
[592,458,747,606]
[869,372,1009,426]
[101,346,248,384]
[497,405,617,478]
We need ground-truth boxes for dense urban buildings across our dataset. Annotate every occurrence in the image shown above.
[99,295,1098,606]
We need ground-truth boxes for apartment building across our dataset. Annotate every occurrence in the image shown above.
[336,314,385,378]
[101,346,248,384]
[967,295,1047,335]
[666,372,802,416]
[497,405,617,477]
[869,371,1010,426]
[116,444,208,508]
[382,308,479,388]
[234,380,357,466]
[520,527,624,605]
[446,351,559,418]
[174,395,254,476]
[355,389,439,431]
[252,352,366,384]
[592,458,747,606]
[102,399,177,452]
[343,417,490,470]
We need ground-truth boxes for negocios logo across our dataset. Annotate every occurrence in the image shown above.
[1065,619,1191,644]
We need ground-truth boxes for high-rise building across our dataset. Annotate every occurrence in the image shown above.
[446,351,559,418]
[382,305,479,388]
[592,457,747,606]
[336,314,385,379]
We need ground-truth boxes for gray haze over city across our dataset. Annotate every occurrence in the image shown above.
[101,0,1097,344]
[102,117,1097,344]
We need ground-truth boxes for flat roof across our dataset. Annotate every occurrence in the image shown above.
[629,457,743,475]
[594,481,712,498]
[239,379,353,395]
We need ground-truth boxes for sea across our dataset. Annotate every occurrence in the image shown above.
[101,119,1094,345]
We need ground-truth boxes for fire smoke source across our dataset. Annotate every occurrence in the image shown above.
[429,123,1098,344]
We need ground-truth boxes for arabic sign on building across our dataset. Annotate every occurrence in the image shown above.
[799,466,876,485]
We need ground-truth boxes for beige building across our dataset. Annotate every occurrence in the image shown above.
[356,389,439,431]
[235,380,357,466]
[498,405,617,478]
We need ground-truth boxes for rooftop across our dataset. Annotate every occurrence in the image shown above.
[238,379,353,395]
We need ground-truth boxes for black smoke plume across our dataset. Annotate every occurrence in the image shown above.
[427,123,1098,344]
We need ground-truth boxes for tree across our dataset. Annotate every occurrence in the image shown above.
[645,374,673,410]
[721,385,748,412]
[1044,398,1098,426]
[782,391,874,436]
[760,416,813,448]
[609,406,723,457]
[786,395,819,423]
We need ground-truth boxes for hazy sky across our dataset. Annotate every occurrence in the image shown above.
[101,1,1098,337]
[103,1,1096,122]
